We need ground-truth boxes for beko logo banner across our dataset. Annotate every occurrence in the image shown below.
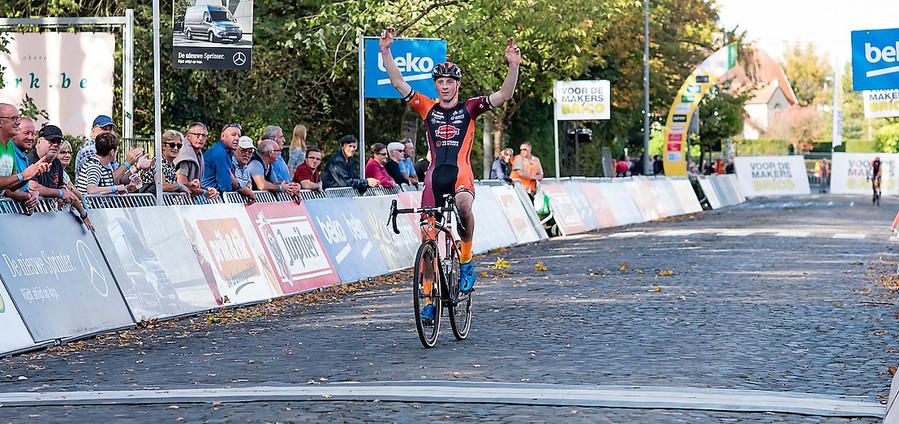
[852,28,899,91]
[364,38,446,99]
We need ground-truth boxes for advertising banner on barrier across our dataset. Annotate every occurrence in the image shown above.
[598,183,644,225]
[651,178,686,216]
[396,190,424,229]
[513,184,549,240]
[302,198,388,284]
[540,182,588,236]
[0,212,133,342]
[0,281,36,355]
[246,202,341,294]
[577,182,617,228]
[640,179,669,218]
[491,185,540,243]
[831,153,899,195]
[625,180,660,221]
[91,208,219,321]
[698,178,722,209]
[733,156,810,197]
[724,174,746,203]
[671,179,703,214]
[355,196,420,271]
[561,181,599,231]
[0,33,115,136]
[179,204,280,304]
[471,186,517,253]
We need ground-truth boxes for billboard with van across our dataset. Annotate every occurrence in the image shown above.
[172,0,253,70]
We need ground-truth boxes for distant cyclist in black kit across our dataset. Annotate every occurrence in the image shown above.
[871,156,882,206]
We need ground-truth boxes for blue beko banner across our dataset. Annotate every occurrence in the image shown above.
[852,28,899,91]
[304,198,389,283]
[364,38,446,99]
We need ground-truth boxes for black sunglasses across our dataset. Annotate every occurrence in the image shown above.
[222,122,242,131]
[165,142,183,149]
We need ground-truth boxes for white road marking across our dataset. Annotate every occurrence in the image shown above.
[717,230,754,237]
[0,382,883,417]
[776,232,810,238]
[607,232,646,238]
[658,230,700,237]
[833,233,866,240]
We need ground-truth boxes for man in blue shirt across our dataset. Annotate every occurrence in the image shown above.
[203,122,241,192]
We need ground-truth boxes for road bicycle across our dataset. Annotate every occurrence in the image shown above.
[387,194,472,348]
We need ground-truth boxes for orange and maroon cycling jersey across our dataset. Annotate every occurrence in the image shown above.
[405,90,493,208]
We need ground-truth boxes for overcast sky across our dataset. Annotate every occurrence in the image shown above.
[716,0,899,66]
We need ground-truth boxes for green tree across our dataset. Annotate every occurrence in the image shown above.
[696,83,746,162]
[781,42,831,107]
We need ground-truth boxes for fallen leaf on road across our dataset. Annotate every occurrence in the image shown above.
[491,258,511,270]
[619,262,630,271]
[658,269,674,276]
[535,262,548,271]
[890,366,897,375]
[655,286,662,292]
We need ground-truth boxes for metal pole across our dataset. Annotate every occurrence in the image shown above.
[152,0,163,206]
[642,0,651,175]
[553,118,560,179]
[483,115,493,179]
[358,35,366,178]
[123,9,134,140]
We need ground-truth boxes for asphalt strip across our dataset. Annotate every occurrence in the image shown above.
[0,381,885,417]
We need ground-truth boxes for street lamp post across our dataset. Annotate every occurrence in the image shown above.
[643,0,651,175]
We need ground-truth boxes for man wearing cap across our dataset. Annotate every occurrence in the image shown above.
[321,135,379,192]
[28,125,93,230]
[249,139,300,196]
[203,122,241,193]
[75,114,153,186]
[231,136,257,202]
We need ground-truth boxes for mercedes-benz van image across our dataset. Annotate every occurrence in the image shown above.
[183,5,242,43]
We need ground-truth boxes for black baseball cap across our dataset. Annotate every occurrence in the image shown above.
[38,125,64,142]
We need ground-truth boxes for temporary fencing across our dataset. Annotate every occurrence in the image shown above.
[0,176,730,357]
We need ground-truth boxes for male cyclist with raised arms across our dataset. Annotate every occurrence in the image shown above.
[871,156,882,204]
[379,28,521,322]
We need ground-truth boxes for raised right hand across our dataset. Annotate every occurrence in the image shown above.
[379,27,396,51]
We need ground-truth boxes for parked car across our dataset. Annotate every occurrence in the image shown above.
[182,5,242,43]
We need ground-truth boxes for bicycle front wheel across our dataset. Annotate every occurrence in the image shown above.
[413,241,441,348]
[447,247,472,340]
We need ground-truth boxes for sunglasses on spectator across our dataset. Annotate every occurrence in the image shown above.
[188,132,209,138]
[376,151,387,156]
[165,142,183,149]
[222,122,242,131]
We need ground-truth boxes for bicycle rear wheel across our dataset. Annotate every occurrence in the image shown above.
[447,247,472,340]
[413,241,441,348]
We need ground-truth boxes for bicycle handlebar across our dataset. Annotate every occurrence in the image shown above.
[387,198,457,235]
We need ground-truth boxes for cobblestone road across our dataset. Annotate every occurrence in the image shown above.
[1,194,898,422]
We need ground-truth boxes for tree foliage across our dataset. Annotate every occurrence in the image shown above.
[0,0,725,176]
[781,42,831,107]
